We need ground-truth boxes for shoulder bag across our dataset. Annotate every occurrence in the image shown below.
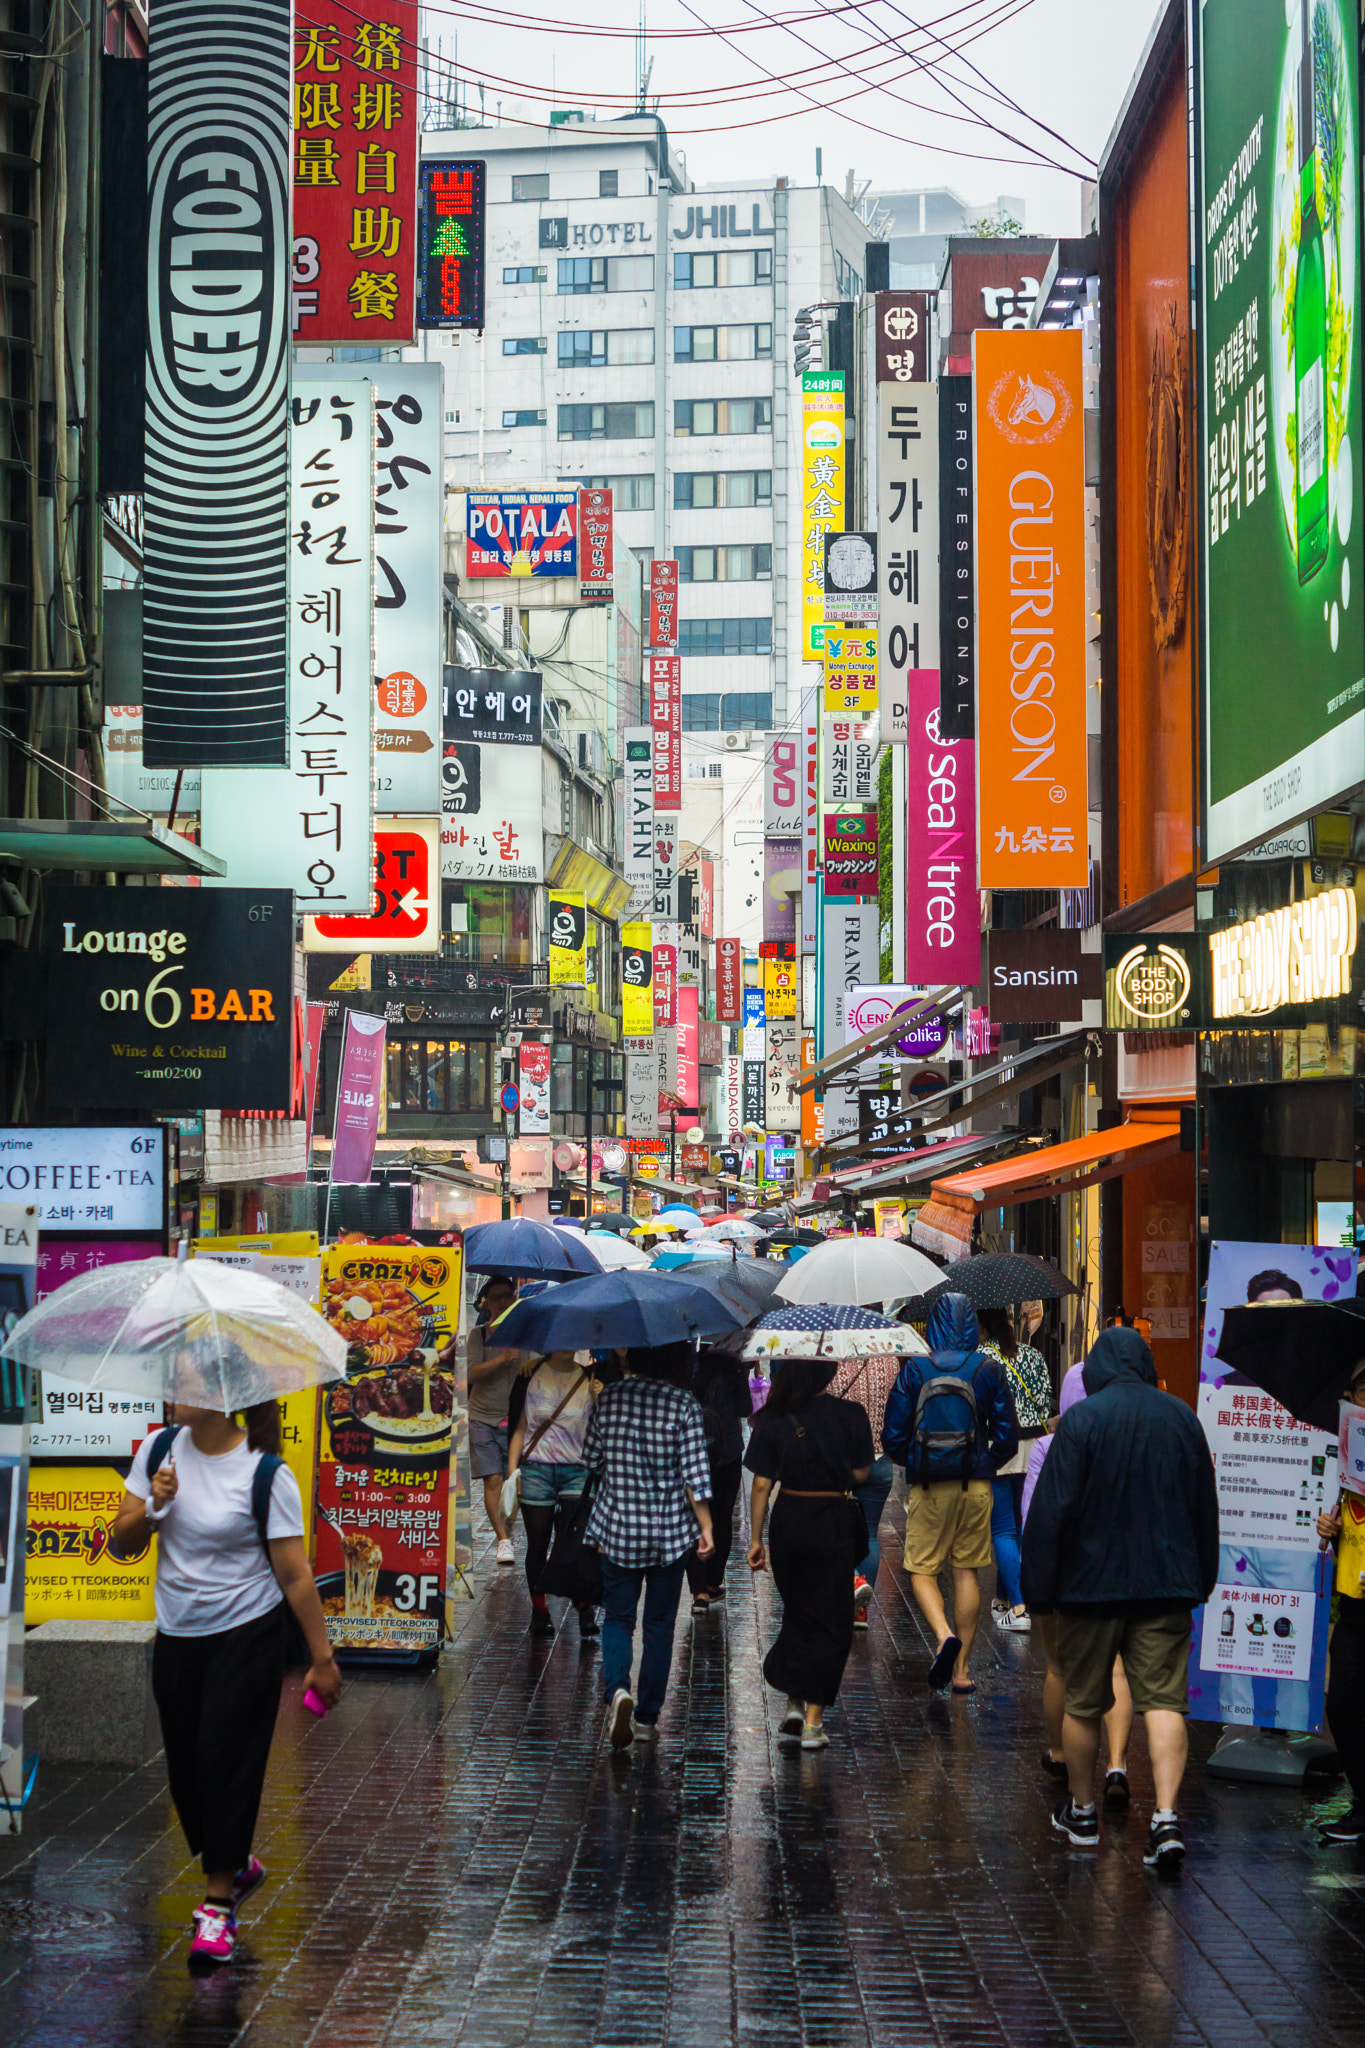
[500,1367,589,1525]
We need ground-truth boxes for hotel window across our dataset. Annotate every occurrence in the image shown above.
[674,323,773,362]
[676,617,772,656]
[511,173,550,201]
[503,336,546,355]
[557,327,654,367]
[557,402,655,441]
[502,408,547,427]
[557,254,655,294]
[672,250,773,289]
[676,544,772,582]
[679,693,774,730]
[673,470,772,509]
[569,474,655,510]
[599,169,619,197]
[502,265,548,284]
[674,397,772,437]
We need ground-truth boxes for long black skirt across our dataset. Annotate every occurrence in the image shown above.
[763,1494,862,1707]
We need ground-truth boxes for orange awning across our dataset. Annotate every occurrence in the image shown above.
[928,1115,1183,1211]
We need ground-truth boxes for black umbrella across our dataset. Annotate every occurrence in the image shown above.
[1214,1299,1365,1432]
[898,1251,1078,1318]
[584,1212,635,1235]
[759,1228,825,1250]
[493,1269,743,1351]
[662,1256,783,1323]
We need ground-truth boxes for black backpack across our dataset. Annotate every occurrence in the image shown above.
[908,1359,981,1487]
[146,1425,282,1552]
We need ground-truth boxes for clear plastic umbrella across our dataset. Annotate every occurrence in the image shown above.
[5,1255,347,1411]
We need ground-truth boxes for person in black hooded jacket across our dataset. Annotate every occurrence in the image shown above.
[1020,1327,1218,1869]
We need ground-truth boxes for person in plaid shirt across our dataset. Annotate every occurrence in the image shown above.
[584,1343,714,1749]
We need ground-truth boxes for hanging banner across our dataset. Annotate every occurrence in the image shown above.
[648,560,679,648]
[823,811,879,897]
[650,656,682,812]
[766,1019,800,1132]
[905,666,979,985]
[801,685,819,949]
[307,818,441,952]
[761,940,796,1019]
[440,740,543,883]
[823,531,878,623]
[578,488,614,603]
[938,373,976,740]
[443,669,543,748]
[144,0,292,768]
[822,718,878,804]
[653,940,677,1028]
[763,840,799,942]
[330,1011,387,1183]
[677,986,700,1110]
[975,328,1087,886]
[416,158,485,331]
[1189,1240,1355,1733]
[717,937,743,1022]
[296,362,444,813]
[624,727,654,913]
[696,856,715,938]
[877,380,938,749]
[763,731,802,834]
[721,1055,743,1135]
[626,1053,658,1138]
[822,626,878,717]
[742,1058,766,1130]
[801,373,845,658]
[548,890,587,985]
[653,807,678,920]
[621,923,653,1036]
[466,491,578,579]
[518,1041,550,1134]
[677,920,702,988]
[202,380,376,911]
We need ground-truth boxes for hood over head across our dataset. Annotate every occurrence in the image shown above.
[925,1291,980,1364]
[1082,1326,1157,1395]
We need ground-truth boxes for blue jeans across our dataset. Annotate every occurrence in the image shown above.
[854,1457,895,1583]
[600,1555,689,1721]
[991,1476,1024,1610]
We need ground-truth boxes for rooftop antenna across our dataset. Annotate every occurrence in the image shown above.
[636,0,647,113]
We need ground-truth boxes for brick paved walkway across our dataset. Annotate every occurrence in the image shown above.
[5,1485,1365,2046]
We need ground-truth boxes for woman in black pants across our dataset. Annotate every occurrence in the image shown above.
[686,1344,753,1614]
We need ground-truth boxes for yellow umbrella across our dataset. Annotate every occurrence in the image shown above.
[629,1220,686,1240]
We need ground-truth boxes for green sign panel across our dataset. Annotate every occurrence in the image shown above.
[1197,0,1363,862]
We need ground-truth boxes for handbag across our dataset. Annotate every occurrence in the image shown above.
[501,1367,590,1528]
[535,1474,604,1606]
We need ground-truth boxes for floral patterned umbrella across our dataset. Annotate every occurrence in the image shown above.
[739,1301,927,1361]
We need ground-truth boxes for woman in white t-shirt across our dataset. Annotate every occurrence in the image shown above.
[506,1349,598,1639]
[112,1393,341,1976]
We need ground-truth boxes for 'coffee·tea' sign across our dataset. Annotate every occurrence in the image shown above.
[44,888,296,1111]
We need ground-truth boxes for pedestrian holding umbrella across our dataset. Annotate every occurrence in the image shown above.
[774,1235,944,1308]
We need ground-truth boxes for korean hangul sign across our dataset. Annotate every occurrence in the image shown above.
[742,1059,766,1130]
[975,329,1087,886]
[801,685,819,949]
[653,809,678,920]
[624,727,653,913]
[761,940,796,1019]
[32,1239,162,1458]
[823,531,877,623]
[25,1469,156,1625]
[677,920,702,988]
[717,937,743,1022]
[466,492,578,579]
[578,488,613,604]
[306,818,441,952]
[548,890,587,986]
[444,669,543,747]
[518,1041,550,1135]
[653,939,678,1028]
[648,561,678,649]
[766,1019,800,1132]
[621,923,653,1037]
[201,380,376,912]
[875,290,931,384]
[295,363,443,815]
[651,656,682,812]
[291,0,419,345]
[626,1054,658,1138]
[938,374,976,740]
[877,381,938,748]
[822,627,878,717]
[440,740,543,883]
[801,373,845,658]
[822,719,878,804]
[763,731,801,834]
[416,158,485,330]
[823,811,879,897]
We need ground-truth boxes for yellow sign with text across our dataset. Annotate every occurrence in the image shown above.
[802,374,845,658]
[822,626,878,716]
[26,1467,156,1623]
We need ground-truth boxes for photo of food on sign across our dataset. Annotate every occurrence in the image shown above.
[320,1247,462,1460]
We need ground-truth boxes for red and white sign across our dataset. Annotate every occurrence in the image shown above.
[681,1143,709,1169]
[648,560,678,649]
[696,856,715,939]
[578,488,613,604]
[306,818,440,953]
[653,942,677,1028]
[717,937,743,1022]
[650,656,681,812]
[518,1040,550,1135]
[677,985,699,1111]
[291,0,420,346]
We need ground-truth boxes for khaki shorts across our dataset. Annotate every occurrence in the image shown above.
[1055,1610,1192,1718]
[903,1480,994,1576]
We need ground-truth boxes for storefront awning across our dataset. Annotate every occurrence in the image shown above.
[0,816,226,876]
[545,839,633,924]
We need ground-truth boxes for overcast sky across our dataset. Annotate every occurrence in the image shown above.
[422,0,1168,235]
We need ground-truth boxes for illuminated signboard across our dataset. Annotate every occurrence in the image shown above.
[417,159,486,330]
[1208,888,1359,1018]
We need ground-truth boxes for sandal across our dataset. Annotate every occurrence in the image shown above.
[927,1635,962,1691]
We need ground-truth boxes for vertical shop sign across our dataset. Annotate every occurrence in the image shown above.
[652,806,678,920]
[717,937,743,1022]
[875,290,931,383]
[938,374,976,740]
[905,667,979,984]
[578,488,614,603]
[518,1040,550,1134]
[307,817,440,952]
[696,856,715,938]
[291,0,419,345]
[877,378,938,748]
[761,939,796,1018]
[621,922,654,1036]
[144,0,292,768]
[975,329,1087,886]
[742,1059,766,1130]
[330,1012,387,1183]
[626,1054,658,1138]
[820,900,880,1138]
[650,656,681,811]
[763,731,802,834]
[677,985,700,1109]
[801,684,819,949]
[822,626,878,717]
[415,158,485,331]
[653,939,678,1027]
[201,380,376,909]
[766,1019,800,1131]
[823,811,879,896]
[721,1055,743,1135]
[624,727,654,913]
[822,718,878,803]
[801,373,845,657]
[799,1030,823,1150]
[548,890,587,985]
[656,1027,680,1112]
[742,985,766,1063]
[648,560,678,648]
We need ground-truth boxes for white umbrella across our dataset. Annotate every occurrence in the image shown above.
[570,1230,649,1271]
[774,1236,944,1307]
[705,1217,763,1243]
[5,1255,347,1410]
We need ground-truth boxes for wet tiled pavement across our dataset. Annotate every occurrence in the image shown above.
[6,1483,1365,2046]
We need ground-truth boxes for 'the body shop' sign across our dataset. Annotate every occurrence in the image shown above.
[44,888,295,1111]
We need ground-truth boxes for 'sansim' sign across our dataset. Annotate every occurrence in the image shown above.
[1209,888,1359,1018]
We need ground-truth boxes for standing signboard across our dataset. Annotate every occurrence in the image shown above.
[291,0,419,345]
[143,0,292,767]
[1195,0,1364,862]
[308,819,441,953]
[801,373,845,657]
[904,666,979,985]
[938,374,976,739]
[975,328,1087,887]
[877,377,938,748]
[201,380,376,911]
[416,159,485,331]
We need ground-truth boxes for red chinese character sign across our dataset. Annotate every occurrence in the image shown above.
[717,938,743,1022]
[648,561,678,649]
[417,159,485,330]
[306,819,440,952]
[578,488,613,604]
[292,0,419,346]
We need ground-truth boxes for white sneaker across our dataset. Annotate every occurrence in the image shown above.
[606,1687,635,1749]
[996,1606,1032,1633]
[779,1701,805,1736]
[800,1727,830,1751]
[496,1538,515,1565]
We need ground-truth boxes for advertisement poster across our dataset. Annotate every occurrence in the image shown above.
[905,667,979,985]
[1196,0,1364,862]
[317,1242,464,1658]
[25,1468,156,1624]
[441,741,544,884]
[801,373,845,657]
[1191,1239,1355,1731]
[548,890,587,986]
[877,379,938,745]
[518,1041,550,1135]
[466,492,578,579]
[763,840,799,942]
[621,924,653,1036]
[974,329,1088,887]
[330,1012,387,1184]
[416,158,485,331]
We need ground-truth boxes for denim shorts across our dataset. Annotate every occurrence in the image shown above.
[470,1420,509,1480]
[519,1459,588,1507]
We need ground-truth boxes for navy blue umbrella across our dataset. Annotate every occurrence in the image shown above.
[463,1217,602,1280]
[492,1269,743,1351]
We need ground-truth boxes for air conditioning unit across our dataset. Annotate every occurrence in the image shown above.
[723,732,750,752]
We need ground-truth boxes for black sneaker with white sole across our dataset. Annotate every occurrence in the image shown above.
[1144,1816,1185,1867]
[1051,1797,1099,1846]
[1321,1806,1365,1844]
[1104,1768,1130,1806]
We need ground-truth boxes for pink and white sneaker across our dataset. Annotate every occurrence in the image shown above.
[188,1901,236,1975]
[229,1856,266,1910]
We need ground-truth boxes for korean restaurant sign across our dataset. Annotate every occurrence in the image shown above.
[44,889,296,1112]
[416,158,485,330]
[579,488,614,603]
[717,938,743,1022]
[874,291,932,383]
[801,373,845,658]
[877,381,938,748]
[974,328,1088,887]
[651,656,682,812]
[648,561,678,649]
[440,739,543,883]
[307,819,441,953]
[143,0,291,768]
[200,380,376,912]
[466,492,578,578]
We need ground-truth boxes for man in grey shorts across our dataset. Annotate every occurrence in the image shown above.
[468,1275,529,1565]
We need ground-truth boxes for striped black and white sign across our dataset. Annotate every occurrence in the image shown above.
[142,0,292,767]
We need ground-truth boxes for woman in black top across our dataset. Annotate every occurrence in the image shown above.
[745,1358,873,1751]
[686,1344,754,1614]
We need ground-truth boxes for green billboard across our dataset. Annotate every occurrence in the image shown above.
[1197,0,1363,862]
